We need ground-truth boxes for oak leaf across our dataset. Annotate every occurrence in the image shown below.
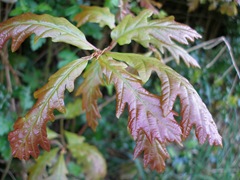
[0,13,96,51]
[107,52,222,146]
[99,56,182,144]
[111,10,201,67]
[8,58,89,160]
[75,59,103,130]
[134,131,169,172]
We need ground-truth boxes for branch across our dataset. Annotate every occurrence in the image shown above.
[163,36,240,79]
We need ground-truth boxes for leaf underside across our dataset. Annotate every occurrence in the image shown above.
[111,10,201,67]
[99,56,182,172]
[107,52,222,145]
[104,52,222,171]
[0,13,96,52]
[8,58,89,160]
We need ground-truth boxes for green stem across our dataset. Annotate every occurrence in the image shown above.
[60,119,66,148]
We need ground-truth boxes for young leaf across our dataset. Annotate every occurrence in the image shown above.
[111,10,201,67]
[0,13,96,52]
[107,52,222,146]
[74,5,115,29]
[99,56,181,172]
[99,55,182,144]
[134,131,169,172]
[8,58,90,160]
[28,148,59,180]
[75,59,103,130]
[65,131,107,180]
[46,152,68,180]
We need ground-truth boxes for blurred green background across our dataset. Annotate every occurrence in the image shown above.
[0,0,239,179]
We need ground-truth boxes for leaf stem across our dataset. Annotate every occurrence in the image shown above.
[60,119,66,148]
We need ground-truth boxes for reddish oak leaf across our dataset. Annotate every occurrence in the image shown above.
[134,131,170,172]
[157,68,222,145]
[8,58,89,160]
[106,52,222,146]
[99,56,182,145]
[75,59,103,130]
[0,13,96,52]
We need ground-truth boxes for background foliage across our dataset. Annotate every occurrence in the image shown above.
[0,0,239,179]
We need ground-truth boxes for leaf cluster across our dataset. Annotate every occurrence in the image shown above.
[0,5,222,173]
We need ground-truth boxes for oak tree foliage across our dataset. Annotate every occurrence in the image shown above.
[0,5,222,173]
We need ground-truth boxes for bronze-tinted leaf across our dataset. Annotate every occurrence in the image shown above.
[107,52,222,146]
[99,56,182,144]
[0,13,96,52]
[134,131,169,172]
[75,59,103,130]
[8,58,89,160]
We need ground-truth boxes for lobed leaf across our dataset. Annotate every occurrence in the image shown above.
[28,148,59,180]
[99,56,182,144]
[111,10,201,67]
[0,13,96,52]
[8,58,90,160]
[74,5,115,29]
[99,56,181,171]
[107,52,222,146]
[134,131,169,172]
[75,59,103,130]
[65,131,107,180]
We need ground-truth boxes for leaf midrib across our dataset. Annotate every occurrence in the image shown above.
[113,23,193,42]
[5,21,82,36]
[21,59,88,150]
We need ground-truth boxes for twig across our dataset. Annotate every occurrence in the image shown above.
[229,75,238,97]
[1,44,17,112]
[163,36,240,79]
[215,65,234,84]
[0,157,13,180]
[0,168,16,180]
[60,119,66,148]
[98,95,116,111]
[206,46,226,69]
[78,123,88,135]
